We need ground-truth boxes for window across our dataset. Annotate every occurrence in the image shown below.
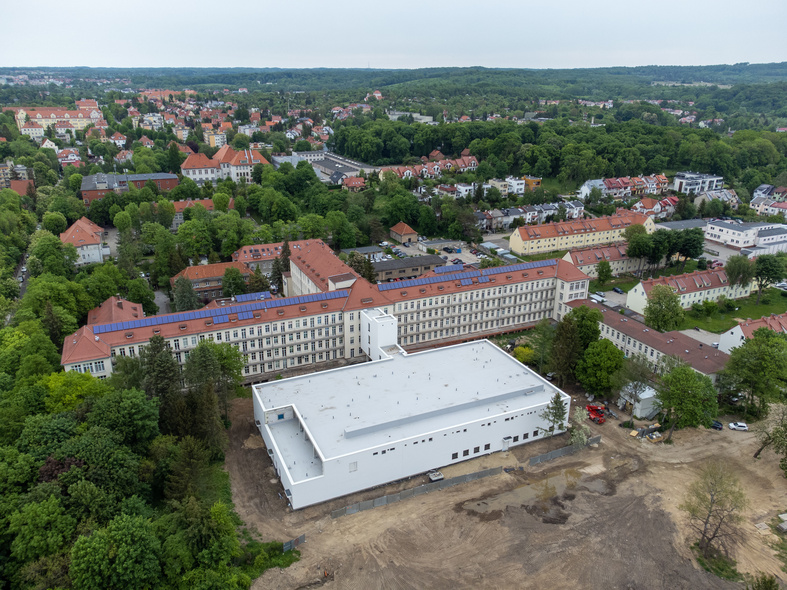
[533,430,538,437]
[463,449,469,457]
[513,436,519,442]
[451,452,458,460]
[484,443,490,451]
[473,446,480,454]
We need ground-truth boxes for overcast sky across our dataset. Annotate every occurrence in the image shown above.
[3,0,786,70]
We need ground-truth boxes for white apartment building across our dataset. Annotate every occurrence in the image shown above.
[672,171,724,195]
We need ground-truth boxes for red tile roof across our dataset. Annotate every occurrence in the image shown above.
[566,243,630,266]
[60,217,103,248]
[640,268,730,297]
[737,313,787,339]
[515,210,648,242]
[182,152,219,170]
[390,221,416,236]
[342,176,366,188]
[172,198,234,214]
[87,296,141,325]
[171,261,250,285]
[9,179,34,196]
[61,325,111,364]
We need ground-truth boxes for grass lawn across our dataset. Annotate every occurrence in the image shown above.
[516,250,569,262]
[677,288,787,333]
[649,260,699,279]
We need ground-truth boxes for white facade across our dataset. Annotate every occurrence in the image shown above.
[253,338,570,509]
[672,171,724,194]
[718,325,745,354]
[75,243,105,265]
[704,221,785,248]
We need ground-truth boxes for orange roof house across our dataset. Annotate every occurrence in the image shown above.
[390,221,418,243]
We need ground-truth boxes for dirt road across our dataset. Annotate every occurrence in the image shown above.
[224,398,787,589]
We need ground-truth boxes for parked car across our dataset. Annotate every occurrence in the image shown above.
[403,242,410,247]
[595,291,605,297]
[710,420,723,430]
[612,287,624,294]
[545,372,555,381]
[443,247,454,253]
[20,266,26,273]
[729,422,749,431]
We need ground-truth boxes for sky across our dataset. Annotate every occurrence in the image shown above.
[3,0,786,70]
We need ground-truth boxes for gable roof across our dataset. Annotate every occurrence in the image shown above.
[61,325,111,364]
[390,221,417,236]
[182,152,219,170]
[60,217,103,248]
[516,210,648,242]
[640,268,731,297]
[172,198,234,214]
[736,313,787,340]
[171,261,250,283]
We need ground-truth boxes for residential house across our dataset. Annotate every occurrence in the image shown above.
[489,179,509,198]
[718,313,787,354]
[342,177,366,192]
[694,189,741,211]
[80,173,179,206]
[41,138,57,150]
[169,261,251,301]
[524,176,542,192]
[114,150,132,164]
[109,132,127,149]
[139,135,155,148]
[60,217,107,265]
[57,148,82,168]
[625,268,753,315]
[204,131,227,147]
[21,121,44,141]
[562,243,640,277]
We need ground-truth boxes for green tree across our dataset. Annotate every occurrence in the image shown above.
[140,335,186,435]
[70,513,161,590]
[724,255,754,288]
[173,276,200,312]
[569,407,592,448]
[528,319,555,374]
[657,363,718,441]
[113,210,132,233]
[9,495,77,563]
[165,436,211,501]
[126,277,158,316]
[221,267,247,298]
[538,391,568,436]
[548,314,581,386]
[679,461,748,558]
[566,305,602,353]
[212,192,230,213]
[88,388,159,453]
[644,284,685,331]
[722,328,787,417]
[247,266,271,293]
[270,257,284,293]
[753,254,784,304]
[575,339,625,395]
[596,259,612,286]
[346,251,377,283]
[42,211,68,235]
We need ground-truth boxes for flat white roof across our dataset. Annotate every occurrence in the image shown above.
[255,340,563,461]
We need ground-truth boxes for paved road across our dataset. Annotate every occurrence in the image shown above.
[154,289,171,314]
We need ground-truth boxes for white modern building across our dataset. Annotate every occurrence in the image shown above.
[252,313,570,509]
[672,171,724,194]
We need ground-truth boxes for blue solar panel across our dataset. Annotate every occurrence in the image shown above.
[481,259,557,276]
[479,276,490,283]
[460,279,473,286]
[89,290,350,335]
[434,264,464,274]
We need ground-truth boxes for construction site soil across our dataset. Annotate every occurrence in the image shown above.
[225,397,787,589]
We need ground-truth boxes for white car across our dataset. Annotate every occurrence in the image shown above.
[728,422,748,431]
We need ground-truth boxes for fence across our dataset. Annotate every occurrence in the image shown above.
[331,466,502,519]
[282,534,305,553]
[528,435,602,466]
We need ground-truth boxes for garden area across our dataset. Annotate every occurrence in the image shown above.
[677,288,787,333]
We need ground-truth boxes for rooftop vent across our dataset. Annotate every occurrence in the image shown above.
[179,325,187,330]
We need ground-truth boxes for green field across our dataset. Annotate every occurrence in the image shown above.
[677,288,787,333]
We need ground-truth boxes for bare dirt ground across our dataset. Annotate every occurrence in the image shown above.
[224,397,787,589]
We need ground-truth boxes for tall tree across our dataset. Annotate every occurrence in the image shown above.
[280,240,291,272]
[644,284,685,331]
[722,328,787,417]
[753,254,784,304]
[173,276,200,312]
[724,254,754,288]
[528,319,555,374]
[677,228,705,272]
[270,257,284,293]
[221,267,247,298]
[140,335,185,435]
[538,391,568,436]
[247,266,271,293]
[566,305,603,353]
[679,461,748,559]
[548,314,581,386]
[575,339,625,395]
[657,364,718,441]
[596,259,612,286]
